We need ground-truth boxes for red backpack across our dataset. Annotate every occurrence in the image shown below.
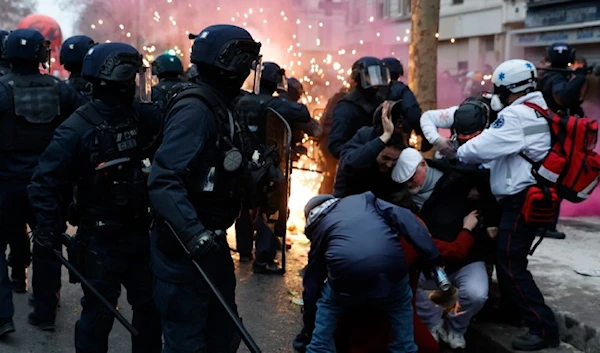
[523,102,600,203]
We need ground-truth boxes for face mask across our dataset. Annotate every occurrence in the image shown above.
[490,94,505,112]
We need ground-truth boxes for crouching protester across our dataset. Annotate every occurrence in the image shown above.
[456,59,560,351]
[301,192,443,353]
[392,148,499,350]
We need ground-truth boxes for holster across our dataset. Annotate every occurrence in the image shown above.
[66,233,86,284]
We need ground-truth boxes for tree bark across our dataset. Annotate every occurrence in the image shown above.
[408,0,440,111]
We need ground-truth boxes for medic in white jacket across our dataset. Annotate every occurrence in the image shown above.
[457,60,551,200]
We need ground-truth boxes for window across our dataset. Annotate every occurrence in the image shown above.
[458,61,468,71]
[401,0,411,16]
[452,0,464,4]
[485,36,494,52]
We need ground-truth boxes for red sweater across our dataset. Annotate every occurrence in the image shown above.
[335,229,474,353]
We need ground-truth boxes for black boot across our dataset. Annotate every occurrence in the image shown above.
[544,229,566,240]
[0,318,15,337]
[27,312,55,331]
[253,260,283,275]
[512,332,559,351]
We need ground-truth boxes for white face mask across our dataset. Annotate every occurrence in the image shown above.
[490,94,505,112]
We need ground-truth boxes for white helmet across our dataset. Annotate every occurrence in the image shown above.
[492,59,537,93]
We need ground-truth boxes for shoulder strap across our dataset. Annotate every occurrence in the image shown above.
[75,104,106,127]
[523,102,550,118]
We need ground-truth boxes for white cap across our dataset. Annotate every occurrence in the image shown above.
[392,148,423,184]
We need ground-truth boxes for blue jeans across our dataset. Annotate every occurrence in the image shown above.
[307,276,417,353]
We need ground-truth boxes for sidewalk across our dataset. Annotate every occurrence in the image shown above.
[468,217,600,353]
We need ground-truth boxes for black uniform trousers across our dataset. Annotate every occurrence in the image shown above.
[153,239,241,353]
[496,190,559,339]
[0,183,32,318]
[74,228,162,353]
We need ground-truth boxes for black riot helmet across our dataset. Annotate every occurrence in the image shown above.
[351,56,391,90]
[382,57,404,81]
[286,77,304,102]
[60,35,96,72]
[189,25,261,96]
[546,43,576,69]
[453,94,493,144]
[152,53,184,78]
[260,61,287,95]
[82,42,147,105]
[4,29,51,67]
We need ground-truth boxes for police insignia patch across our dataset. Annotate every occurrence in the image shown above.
[491,116,505,129]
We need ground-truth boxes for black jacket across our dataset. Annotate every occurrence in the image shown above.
[418,159,499,274]
[333,126,404,199]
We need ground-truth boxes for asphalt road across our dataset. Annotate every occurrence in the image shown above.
[0,232,308,353]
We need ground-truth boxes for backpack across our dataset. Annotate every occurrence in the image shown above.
[523,102,600,203]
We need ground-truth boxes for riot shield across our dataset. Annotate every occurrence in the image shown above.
[264,107,292,273]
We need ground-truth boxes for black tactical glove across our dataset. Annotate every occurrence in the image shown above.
[185,230,221,260]
[292,328,312,352]
[33,229,60,250]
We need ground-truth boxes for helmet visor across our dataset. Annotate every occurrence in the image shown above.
[361,65,390,89]
[242,56,263,94]
[216,39,261,74]
[277,74,288,92]
[136,66,152,103]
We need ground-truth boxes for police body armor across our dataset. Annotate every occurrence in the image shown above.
[0,73,62,153]
[235,92,275,146]
[339,88,379,118]
[65,75,93,100]
[540,71,584,116]
[0,64,11,76]
[69,104,152,228]
[166,83,252,231]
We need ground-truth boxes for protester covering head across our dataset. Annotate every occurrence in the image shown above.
[392,148,423,184]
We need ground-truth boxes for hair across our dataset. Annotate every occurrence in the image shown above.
[386,132,408,150]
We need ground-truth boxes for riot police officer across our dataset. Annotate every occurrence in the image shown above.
[60,35,96,100]
[382,57,427,149]
[540,43,586,116]
[236,61,319,274]
[0,30,11,76]
[148,24,261,352]
[0,29,86,336]
[151,53,185,104]
[281,77,305,102]
[328,56,390,159]
[28,42,162,352]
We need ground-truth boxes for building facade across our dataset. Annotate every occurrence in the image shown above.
[507,0,600,64]
[331,0,530,74]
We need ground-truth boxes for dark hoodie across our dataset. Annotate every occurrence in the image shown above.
[302,191,441,333]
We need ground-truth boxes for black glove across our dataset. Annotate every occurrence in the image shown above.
[292,328,311,352]
[185,230,221,260]
[33,229,60,250]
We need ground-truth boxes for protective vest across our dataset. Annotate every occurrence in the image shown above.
[235,93,274,145]
[540,71,583,116]
[68,104,152,225]
[339,88,379,118]
[165,83,253,230]
[0,73,62,153]
[65,75,93,100]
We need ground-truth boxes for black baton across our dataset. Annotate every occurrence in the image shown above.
[164,222,262,353]
[52,247,139,336]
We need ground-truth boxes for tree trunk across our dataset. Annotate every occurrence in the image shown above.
[408,0,440,112]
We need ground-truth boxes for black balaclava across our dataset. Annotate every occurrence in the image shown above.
[195,63,247,102]
[93,80,136,106]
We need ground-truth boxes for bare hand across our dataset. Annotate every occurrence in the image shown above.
[486,227,499,239]
[463,210,479,231]
[380,101,395,143]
